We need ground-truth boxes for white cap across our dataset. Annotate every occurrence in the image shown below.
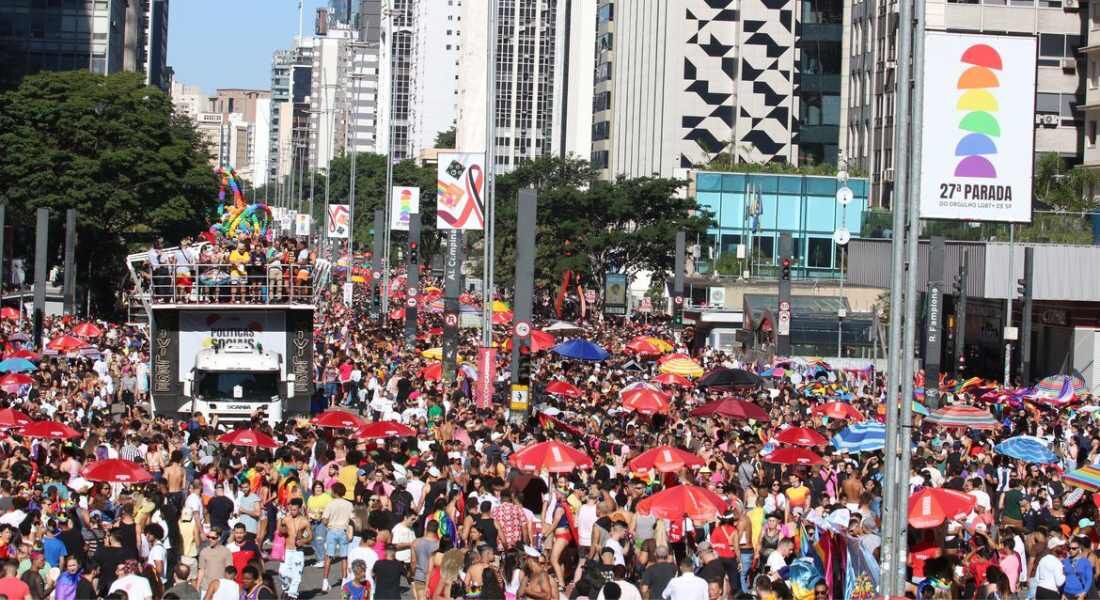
[1048,537,1067,550]
[523,545,540,558]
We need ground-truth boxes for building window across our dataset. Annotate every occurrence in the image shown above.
[807,238,833,268]
[1090,120,1097,147]
[591,150,609,169]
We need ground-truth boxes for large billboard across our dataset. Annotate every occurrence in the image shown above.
[919,32,1036,223]
[436,152,485,230]
[178,310,288,380]
[391,186,420,231]
[326,204,349,238]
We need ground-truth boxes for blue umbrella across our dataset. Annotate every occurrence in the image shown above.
[552,339,609,361]
[0,358,36,374]
[994,435,1058,464]
[831,421,886,453]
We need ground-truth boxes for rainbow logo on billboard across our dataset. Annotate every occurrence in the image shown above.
[955,44,1002,178]
[399,187,412,224]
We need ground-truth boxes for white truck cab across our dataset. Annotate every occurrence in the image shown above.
[181,340,291,427]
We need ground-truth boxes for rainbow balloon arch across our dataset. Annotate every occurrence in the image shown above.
[207,167,275,242]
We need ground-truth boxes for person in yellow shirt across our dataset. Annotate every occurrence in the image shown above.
[784,474,811,515]
[336,450,360,501]
[306,481,333,568]
[228,241,250,303]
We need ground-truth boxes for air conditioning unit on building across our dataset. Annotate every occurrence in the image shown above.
[883,167,895,182]
[885,59,897,71]
[1040,114,1060,126]
[1065,0,1079,10]
[1062,57,1077,71]
[708,287,726,308]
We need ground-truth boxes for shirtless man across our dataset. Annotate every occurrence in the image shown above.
[277,498,312,599]
[163,451,185,503]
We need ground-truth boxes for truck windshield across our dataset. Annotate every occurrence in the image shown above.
[196,371,279,401]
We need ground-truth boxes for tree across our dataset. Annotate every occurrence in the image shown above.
[1034,152,1098,212]
[0,70,216,315]
[434,126,456,149]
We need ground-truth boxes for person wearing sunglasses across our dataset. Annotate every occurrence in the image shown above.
[1061,537,1094,600]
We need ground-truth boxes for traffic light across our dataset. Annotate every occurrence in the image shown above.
[517,349,532,382]
[781,257,792,281]
[1017,274,1030,301]
[408,240,419,264]
[673,312,683,326]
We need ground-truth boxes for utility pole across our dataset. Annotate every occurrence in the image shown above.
[954,250,969,377]
[1018,247,1034,385]
[404,213,420,347]
[380,1,397,324]
[673,231,685,329]
[32,208,47,350]
[776,232,793,356]
[480,0,499,349]
[924,236,945,409]
[63,209,77,315]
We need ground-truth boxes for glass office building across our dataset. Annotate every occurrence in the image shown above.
[695,171,869,279]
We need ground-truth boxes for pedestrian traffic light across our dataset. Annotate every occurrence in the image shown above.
[408,240,418,264]
[1017,275,1030,301]
[781,257,792,281]
[517,349,532,382]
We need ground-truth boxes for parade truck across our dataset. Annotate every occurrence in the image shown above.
[126,249,315,427]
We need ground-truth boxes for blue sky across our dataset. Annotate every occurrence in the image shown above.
[168,0,328,95]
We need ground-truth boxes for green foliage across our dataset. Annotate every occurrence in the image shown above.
[434,127,456,149]
[0,70,216,315]
[1034,152,1099,213]
[700,156,868,178]
[492,156,713,290]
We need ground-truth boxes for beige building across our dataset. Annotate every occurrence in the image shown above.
[170,82,272,184]
[1082,0,1100,185]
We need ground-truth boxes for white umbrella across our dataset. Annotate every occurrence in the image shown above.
[544,321,584,335]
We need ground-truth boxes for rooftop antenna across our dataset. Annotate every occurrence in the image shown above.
[297,0,304,44]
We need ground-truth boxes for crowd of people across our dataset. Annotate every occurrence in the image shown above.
[0,253,1097,600]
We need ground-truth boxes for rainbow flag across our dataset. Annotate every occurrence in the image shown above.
[955,377,983,393]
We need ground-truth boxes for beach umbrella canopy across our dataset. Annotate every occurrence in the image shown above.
[509,440,593,473]
[811,402,865,421]
[697,367,763,389]
[690,398,769,421]
[71,322,103,338]
[658,352,691,365]
[46,335,86,352]
[0,373,34,387]
[0,308,18,320]
[217,429,280,449]
[1067,465,1100,491]
[652,373,692,388]
[621,388,672,415]
[311,410,366,430]
[420,362,442,381]
[0,359,36,374]
[81,459,153,484]
[763,447,825,466]
[552,339,609,361]
[908,487,977,529]
[503,329,556,353]
[0,408,31,429]
[6,333,29,342]
[994,436,1058,464]
[1032,377,1078,408]
[4,350,39,361]
[658,358,705,378]
[639,337,674,353]
[1038,373,1087,395]
[629,446,705,473]
[925,405,1000,430]
[774,427,828,447]
[356,421,417,440]
[492,310,513,325]
[544,321,584,335]
[831,421,887,453]
[491,300,511,313]
[421,348,443,360]
[625,338,663,356]
[544,381,583,398]
[20,420,80,439]
[636,485,729,522]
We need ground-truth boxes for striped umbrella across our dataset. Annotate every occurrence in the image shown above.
[831,421,887,453]
[658,358,705,378]
[925,405,1000,430]
[994,436,1058,464]
[1032,377,1078,408]
[1038,373,1087,395]
[1066,465,1100,492]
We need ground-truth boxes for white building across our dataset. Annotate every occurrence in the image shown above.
[252,97,272,188]
[409,0,461,154]
[455,0,595,171]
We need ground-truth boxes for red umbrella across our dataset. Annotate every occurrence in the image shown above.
[0,307,18,320]
[811,402,866,421]
[46,336,86,352]
[908,487,977,529]
[503,329,556,353]
[628,446,705,473]
[5,350,39,361]
[509,440,593,473]
[764,447,825,466]
[492,310,513,325]
[389,308,405,321]
[636,484,729,521]
[81,459,153,484]
[652,373,692,388]
[0,408,31,429]
[0,374,34,387]
[420,362,442,381]
[428,327,444,336]
[690,398,769,421]
[217,429,280,449]
[355,421,416,440]
[625,338,663,356]
[774,427,829,447]
[658,352,691,365]
[544,381,583,398]
[20,420,80,439]
[71,322,103,338]
[621,388,671,415]
[311,410,366,430]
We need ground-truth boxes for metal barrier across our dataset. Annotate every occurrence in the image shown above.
[143,263,318,305]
